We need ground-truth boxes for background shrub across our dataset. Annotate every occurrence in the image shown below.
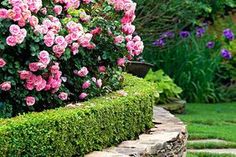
[0,74,156,157]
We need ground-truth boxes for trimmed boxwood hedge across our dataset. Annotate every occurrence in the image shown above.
[0,73,157,157]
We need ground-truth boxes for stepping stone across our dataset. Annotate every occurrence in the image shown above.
[188,149,236,155]
[188,139,230,143]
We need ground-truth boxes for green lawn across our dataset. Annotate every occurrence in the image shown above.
[177,103,236,142]
[177,103,236,156]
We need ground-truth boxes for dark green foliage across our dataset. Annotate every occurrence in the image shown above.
[0,74,157,157]
[0,102,12,118]
[134,0,236,62]
[134,0,236,43]
[145,69,182,104]
[190,0,236,17]
[134,0,197,44]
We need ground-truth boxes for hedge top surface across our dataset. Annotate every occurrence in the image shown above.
[0,73,158,131]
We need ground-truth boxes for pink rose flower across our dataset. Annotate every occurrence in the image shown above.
[114,35,124,44]
[7,9,15,19]
[52,45,65,58]
[40,7,47,15]
[9,24,21,36]
[50,79,61,89]
[15,29,27,44]
[44,84,51,91]
[117,58,126,67]
[55,36,65,45]
[29,16,39,27]
[0,58,6,67]
[0,9,8,19]
[76,67,89,77]
[44,31,55,46]
[125,35,132,41]
[83,0,91,4]
[38,50,50,65]
[82,80,91,89]
[80,12,91,22]
[121,15,132,24]
[92,77,97,82]
[91,27,102,35]
[26,83,34,90]
[26,74,36,86]
[18,18,26,27]
[96,79,102,88]
[19,70,31,80]
[71,42,79,55]
[98,66,106,73]
[79,93,88,100]
[78,33,93,48]
[33,75,43,86]
[29,62,40,72]
[25,96,36,106]
[0,81,11,91]
[6,36,17,46]
[65,34,73,44]
[126,35,144,56]
[58,92,68,100]
[53,5,63,15]
[122,23,135,35]
[50,63,60,74]
[35,78,46,91]
[70,32,81,41]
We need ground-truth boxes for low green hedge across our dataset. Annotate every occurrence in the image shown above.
[0,74,157,157]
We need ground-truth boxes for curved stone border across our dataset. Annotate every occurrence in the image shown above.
[86,107,188,157]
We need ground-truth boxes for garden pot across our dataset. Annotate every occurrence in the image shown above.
[126,61,154,78]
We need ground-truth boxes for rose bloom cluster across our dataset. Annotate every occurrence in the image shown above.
[0,0,143,117]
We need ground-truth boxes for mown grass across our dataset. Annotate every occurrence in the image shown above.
[178,103,236,156]
[177,103,236,142]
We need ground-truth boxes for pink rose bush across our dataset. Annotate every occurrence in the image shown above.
[0,0,143,117]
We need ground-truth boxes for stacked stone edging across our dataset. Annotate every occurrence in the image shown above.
[86,107,188,157]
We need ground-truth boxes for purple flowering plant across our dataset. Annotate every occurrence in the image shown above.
[151,24,236,102]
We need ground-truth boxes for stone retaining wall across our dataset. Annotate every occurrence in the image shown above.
[86,107,188,157]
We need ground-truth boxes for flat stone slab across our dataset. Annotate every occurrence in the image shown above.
[188,139,230,143]
[85,107,188,157]
[188,149,236,155]
[86,151,129,157]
